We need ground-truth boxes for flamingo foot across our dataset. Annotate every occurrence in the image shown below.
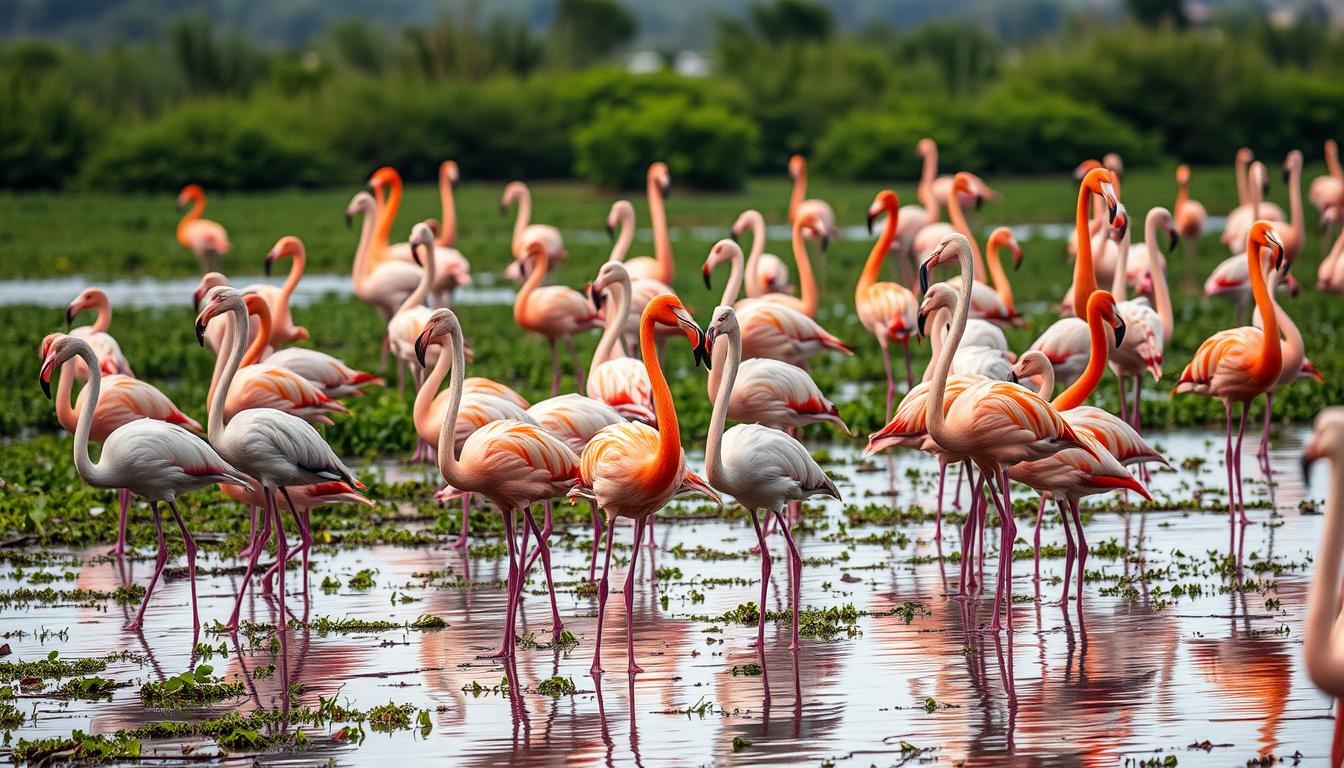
[452,535,470,550]
[590,663,604,677]
[627,662,644,676]
[123,619,142,631]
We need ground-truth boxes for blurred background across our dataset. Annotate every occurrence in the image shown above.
[2,0,1343,192]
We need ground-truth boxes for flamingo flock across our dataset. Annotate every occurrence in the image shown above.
[34,142,1343,723]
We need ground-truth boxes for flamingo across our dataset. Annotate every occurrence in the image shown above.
[434,159,460,249]
[261,342,383,401]
[1066,155,1124,261]
[587,261,655,422]
[787,154,838,245]
[367,167,471,303]
[1109,207,1177,430]
[1300,407,1344,768]
[855,189,917,418]
[572,294,717,676]
[930,167,999,222]
[1029,167,1123,387]
[605,199,676,355]
[616,162,676,284]
[259,236,312,347]
[702,305,840,702]
[1224,149,1285,251]
[41,332,202,557]
[731,209,791,298]
[502,181,566,282]
[705,209,822,317]
[1206,161,1300,321]
[64,288,133,379]
[914,169,998,263]
[705,335,850,435]
[1320,225,1344,294]
[1174,164,1207,241]
[417,308,580,653]
[1173,221,1286,526]
[192,272,267,355]
[920,232,1096,631]
[347,190,422,324]
[1309,139,1344,239]
[893,138,941,269]
[1253,252,1323,464]
[936,174,1024,325]
[920,284,1015,381]
[177,184,230,274]
[515,240,604,395]
[194,287,364,691]
[40,335,249,632]
[387,222,440,395]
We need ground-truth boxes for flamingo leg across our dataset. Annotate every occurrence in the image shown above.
[934,458,947,543]
[109,488,131,557]
[878,337,896,423]
[1067,498,1087,605]
[902,340,914,388]
[624,516,648,676]
[566,337,584,392]
[239,504,259,558]
[1057,498,1076,607]
[959,465,982,596]
[1133,375,1150,484]
[1257,389,1274,466]
[165,500,199,635]
[984,468,1016,632]
[1223,400,1236,528]
[1032,495,1047,583]
[646,517,656,550]
[591,517,616,677]
[1117,376,1129,426]
[1233,400,1251,525]
[746,508,772,704]
[953,461,965,509]
[589,500,602,583]
[493,508,521,658]
[262,503,306,595]
[270,488,291,695]
[226,501,271,630]
[772,507,803,654]
[522,503,563,637]
[454,493,472,549]
[279,487,311,599]
[125,500,167,630]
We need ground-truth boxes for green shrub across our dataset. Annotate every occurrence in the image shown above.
[82,99,339,191]
[0,80,98,189]
[573,95,759,190]
[814,112,938,180]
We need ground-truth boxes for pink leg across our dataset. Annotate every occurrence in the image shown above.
[523,505,563,637]
[953,461,965,509]
[108,488,131,557]
[746,508,772,704]
[1067,498,1087,605]
[589,501,602,583]
[591,518,616,677]
[125,501,168,630]
[492,509,520,658]
[270,488,290,694]
[238,504,259,558]
[226,492,272,630]
[262,505,305,594]
[624,517,647,676]
[959,467,983,596]
[567,337,585,392]
[1117,377,1129,427]
[772,508,803,653]
[1223,400,1236,528]
[902,341,914,388]
[646,517,656,550]
[166,500,200,634]
[1057,499,1076,606]
[984,469,1015,632]
[934,459,947,543]
[1032,495,1047,582]
[879,338,895,423]
[1233,401,1250,525]
[1257,390,1274,465]
[454,494,472,549]
[279,487,311,599]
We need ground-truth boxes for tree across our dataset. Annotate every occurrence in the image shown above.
[748,0,833,43]
[552,0,637,68]
[1125,0,1188,29]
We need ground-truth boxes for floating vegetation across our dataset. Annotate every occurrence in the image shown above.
[535,676,578,697]
[730,663,762,676]
[0,651,110,683]
[13,731,142,763]
[54,675,117,700]
[139,666,244,707]
[0,584,144,607]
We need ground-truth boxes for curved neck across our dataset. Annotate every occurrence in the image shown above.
[640,310,682,493]
[371,179,402,264]
[56,358,79,434]
[1073,183,1100,312]
[1110,224,1131,300]
[924,306,952,382]
[1248,247,1282,384]
[1051,299,1111,411]
[70,346,107,486]
[400,244,436,315]
[352,205,376,283]
[648,177,673,284]
[242,300,272,366]
[743,214,766,297]
[207,316,230,413]
[435,323,468,486]
[1175,174,1189,211]
[919,150,939,219]
[789,166,806,222]
[1305,450,1344,694]
[985,236,1016,311]
[436,173,457,248]
[1032,363,1056,400]
[1287,160,1304,251]
[1236,153,1250,206]
[719,249,744,307]
[927,248,975,443]
[1147,218,1174,340]
[89,294,112,333]
[789,217,818,315]
[1329,140,1343,179]
[704,327,741,489]
[178,195,203,239]
[513,251,547,327]
[858,203,898,295]
[947,190,986,282]
[415,339,451,437]
[279,249,305,307]
[1268,268,1305,371]
[510,188,531,254]
[591,276,630,369]
[610,210,635,263]
[209,304,248,437]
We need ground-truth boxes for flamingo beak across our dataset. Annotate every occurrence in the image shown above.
[1282,166,1290,185]
[39,358,54,399]
[702,263,713,290]
[1114,317,1126,348]
[194,314,208,347]
[1301,451,1317,486]
[264,253,276,277]
[64,306,75,329]
[918,260,931,294]
[704,326,718,357]
[411,243,423,267]
[661,181,671,200]
[1169,230,1180,252]
[729,229,739,244]
[974,195,983,212]
[820,234,830,252]
[588,283,605,312]
[415,332,429,369]
[345,212,353,229]
[693,329,711,370]
[917,309,929,338]
[1009,370,1019,384]
[866,210,877,236]
[1012,246,1023,272]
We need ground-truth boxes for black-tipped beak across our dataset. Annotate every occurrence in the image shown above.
[194,317,207,347]
[1282,167,1290,185]
[866,211,876,236]
[704,327,717,358]
[411,243,423,267]
[729,230,739,244]
[918,261,930,294]
[415,335,428,368]
[1107,200,1119,223]
[588,283,605,311]
[693,330,710,369]
[605,223,615,241]
[1169,231,1180,252]
[702,264,713,290]
[64,307,75,329]
[661,182,671,200]
[498,203,507,217]
[264,256,275,277]
[40,362,53,399]
[917,310,929,338]
[1012,249,1023,272]
[1009,370,1019,384]
[1114,318,1126,348]
[974,195,983,212]
[1262,181,1270,198]
[820,234,830,252]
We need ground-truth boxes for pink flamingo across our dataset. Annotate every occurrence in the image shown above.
[177,184,230,274]
[259,236,312,346]
[936,174,1024,325]
[1174,164,1207,240]
[192,272,265,354]
[1309,139,1344,245]
[704,335,850,435]
[605,200,676,355]
[502,181,566,282]
[41,332,202,557]
[1224,149,1285,251]
[1300,408,1344,768]
[914,167,998,263]
[894,138,941,267]
[731,209,791,298]
[367,167,471,303]
[573,294,718,676]
[64,288,133,379]
[347,190,421,322]
[1108,207,1177,430]
[434,160,461,248]
[515,240,603,395]
[787,154,838,245]
[1206,161,1300,321]
[587,261,655,422]
[195,287,364,691]
[919,284,1015,381]
[704,210,822,317]
[619,162,676,284]
[702,305,840,703]
[417,307,580,653]
[1320,226,1344,293]
[856,190,917,418]
[41,335,249,632]
[921,232,1096,630]
[387,222,440,393]
[1173,221,1286,526]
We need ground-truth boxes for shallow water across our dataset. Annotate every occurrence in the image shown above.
[1,426,1332,766]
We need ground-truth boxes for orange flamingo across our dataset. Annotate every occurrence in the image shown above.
[434,160,460,249]
[1252,250,1322,463]
[418,307,580,653]
[1301,408,1344,768]
[572,294,717,676]
[63,288,133,379]
[787,154,837,245]
[856,189,917,418]
[937,174,1024,324]
[731,209,791,298]
[367,167,471,303]
[1174,164,1207,240]
[1173,221,1285,526]
[502,181,566,282]
[1066,155,1123,261]
[258,236,311,346]
[176,184,230,274]
[347,190,421,323]
[515,240,603,395]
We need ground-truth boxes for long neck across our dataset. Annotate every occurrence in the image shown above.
[610,212,634,263]
[704,327,741,489]
[789,167,806,222]
[513,251,547,327]
[178,195,203,239]
[279,250,305,307]
[919,151,939,220]
[1248,248,1282,384]
[743,214,765,297]
[435,324,468,486]
[1236,153,1250,206]
[591,277,630,369]
[242,303,271,366]
[790,218,818,315]
[436,173,457,248]
[1149,223,1174,340]
[648,179,673,284]
[1051,301,1110,411]
[352,205,376,283]
[1073,184,1099,311]
[1032,363,1056,400]
[207,316,231,413]
[1175,174,1189,211]
[1110,224,1130,300]
[56,358,79,434]
[985,237,1016,311]
[70,346,107,486]
[371,180,401,264]
[1305,451,1344,695]
[857,204,898,295]
[1329,140,1343,179]
[1287,160,1304,251]
[1267,269,1305,370]
[415,339,452,438]
[399,245,435,315]
[927,249,975,442]
[91,295,112,333]
[719,249,744,307]
[511,189,531,253]
[923,306,952,382]
[947,191,986,282]
[209,304,248,437]
[640,310,682,493]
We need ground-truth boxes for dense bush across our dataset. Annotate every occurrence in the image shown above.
[814,111,939,180]
[0,80,98,189]
[82,100,340,191]
[572,95,760,189]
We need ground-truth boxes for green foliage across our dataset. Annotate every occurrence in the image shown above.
[552,0,638,67]
[573,95,759,189]
[815,112,937,180]
[139,665,245,707]
[0,78,98,189]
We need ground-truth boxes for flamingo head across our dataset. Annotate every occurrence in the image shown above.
[919,232,973,295]
[1302,407,1344,484]
[730,209,761,242]
[414,307,461,369]
[648,162,671,198]
[345,191,375,228]
[366,166,401,193]
[989,226,1023,270]
[1072,159,1102,181]
[500,181,526,214]
[704,305,738,357]
[1250,221,1286,273]
[408,221,436,267]
[866,190,899,235]
[264,236,303,276]
[607,200,634,240]
[1110,204,1130,241]
[1237,147,1254,166]
[916,283,957,338]
[65,287,106,329]
[1081,167,1122,228]
[1148,206,1179,253]
[1086,290,1125,349]
[1175,164,1191,185]
[916,137,936,157]
[703,239,743,289]
[192,272,230,312]
[589,261,630,312]
[440,160,459,185]
[1282,149,1303,183]
[644,295,709,369]
[195,287,244,347]
[176,184,203,212]
[39,334,89,398]
[788,154,805,179]
[1009,349,1052,386]
[1103,152,1125,178]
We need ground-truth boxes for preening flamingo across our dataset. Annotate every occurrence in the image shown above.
[347,190,422,322]
[40,335,249,632]
[515,240,603,395]
[920,233,1096,630]
[1109,207,1177,430]
[787,155,837,245]
[1301,408,1344,768]
[1174,164,1207,241]
[702,305,840,702]
[259,236,312,346]
[587,261,655,423]
[1224,149,1285,251]
[42,332,202,557]
[367,166,471,303]
[572,294,717,676]
[605,199,675,355]
[855,189,917,418]
[417,308,580,653]
[1029,168,1124,386]
[64,288,133,379]
[502,181,566,282]
[195,287,363,693]
[732,210,791,298]
[1173,221,1286,526]
[177,184,230,274]
[1252,252,1322,464]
